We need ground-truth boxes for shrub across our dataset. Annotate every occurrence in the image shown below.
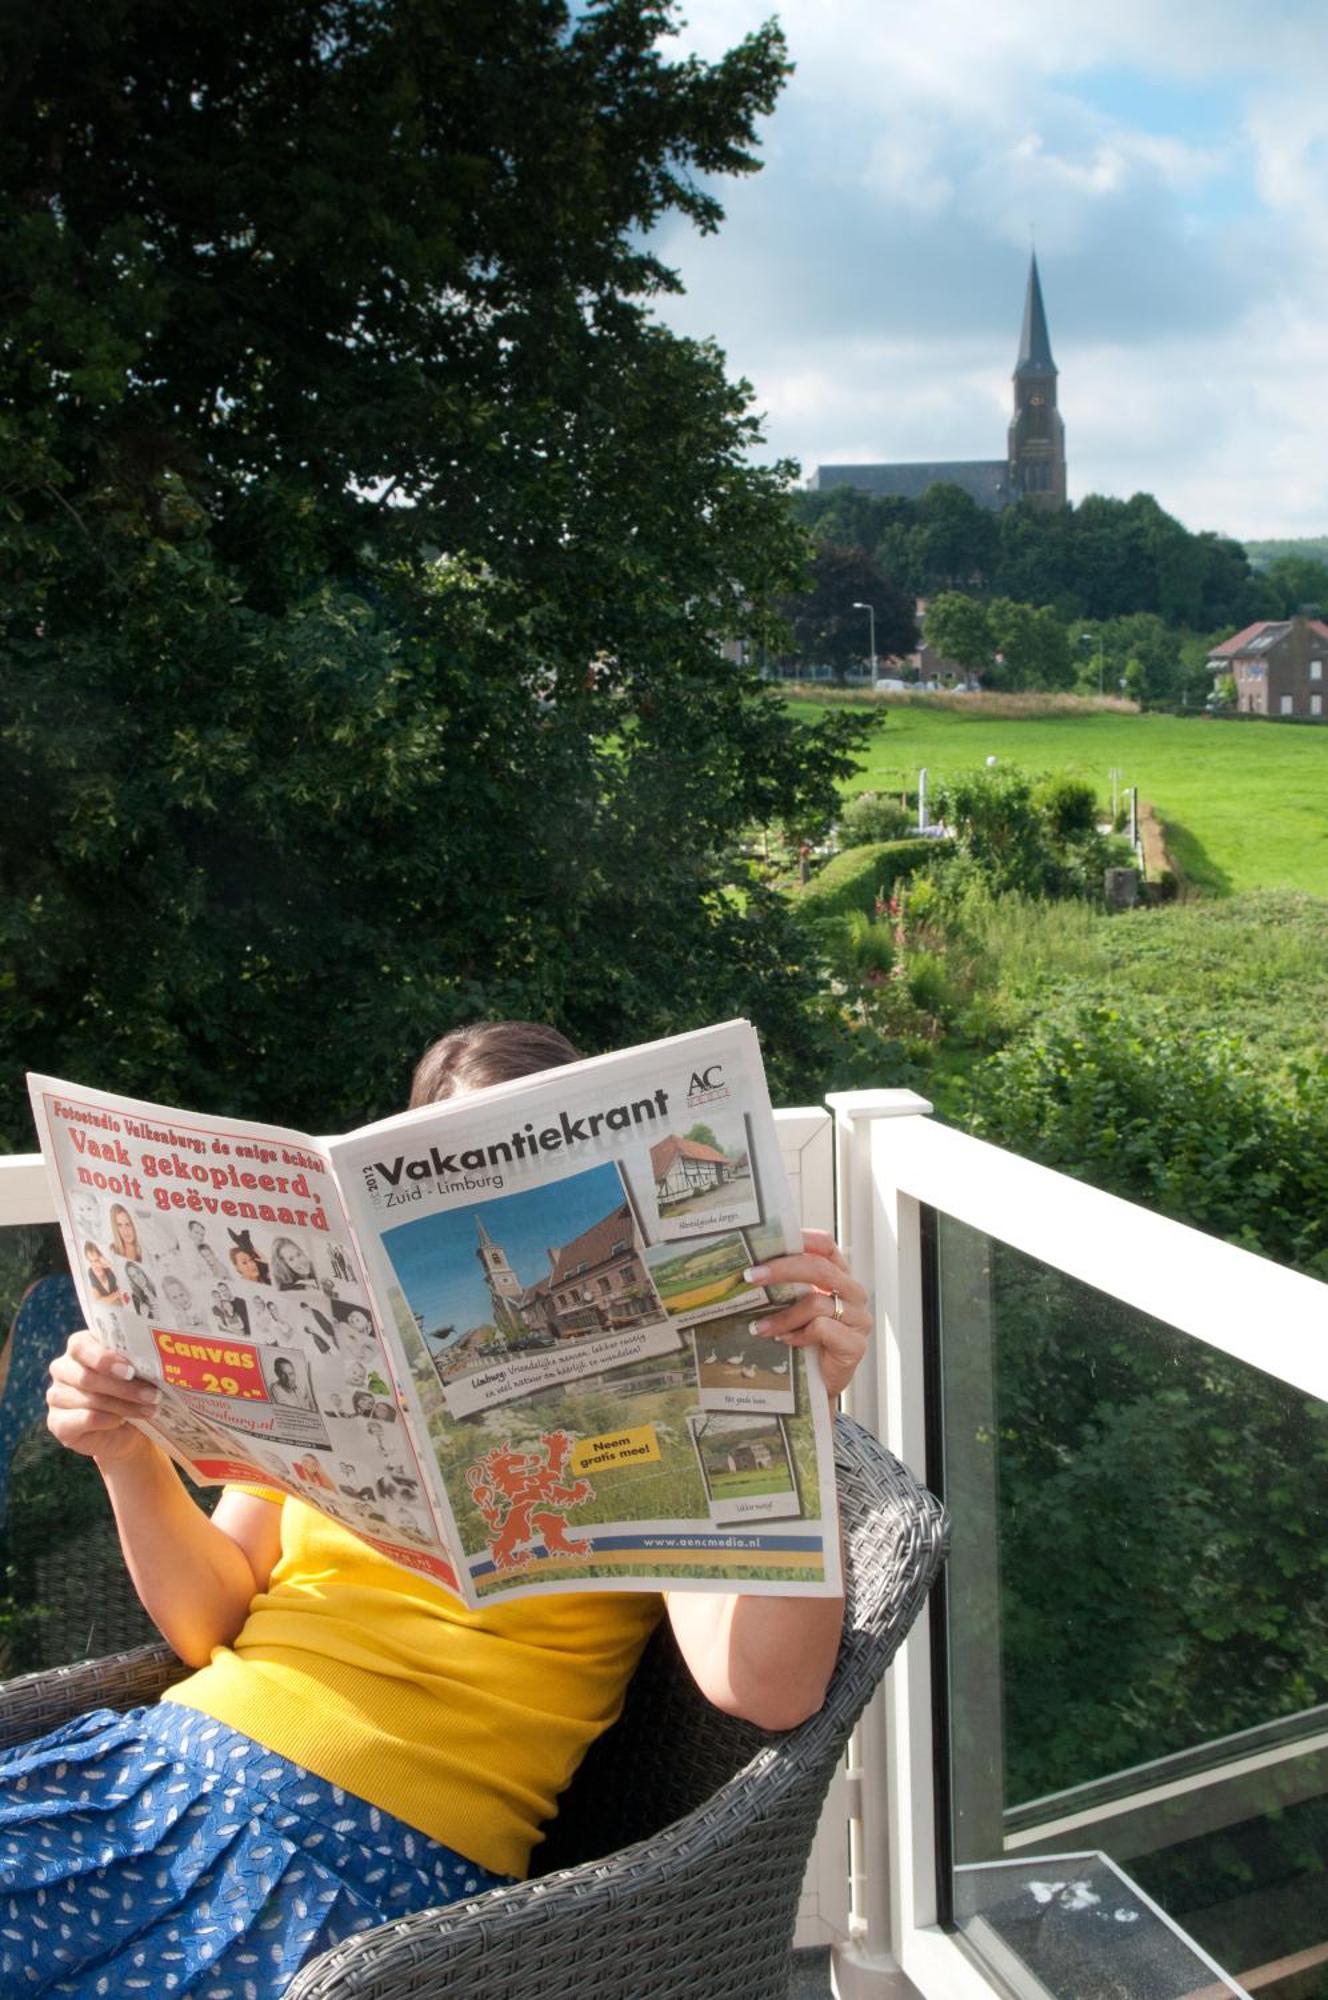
[961,1005,1328,1276]
[938,765,1118,903]
[1033,773,1100,840]
[800,839,936,919]
[842,911,895,977]
[838,791,913,846]
[905,950,958,1022]
[936,767,1057,898]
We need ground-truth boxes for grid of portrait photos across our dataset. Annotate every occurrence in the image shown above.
[69,1185,438,1552]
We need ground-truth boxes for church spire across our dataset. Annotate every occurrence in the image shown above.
[1015,252,1056,377]
[1008,254,1065,508]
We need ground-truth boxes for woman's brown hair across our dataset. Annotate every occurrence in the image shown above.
[408,1021,582,1108]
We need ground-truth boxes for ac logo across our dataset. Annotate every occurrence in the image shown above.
[687,1061,729,1107]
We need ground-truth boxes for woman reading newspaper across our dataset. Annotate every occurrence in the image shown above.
[2,1023,872,2000]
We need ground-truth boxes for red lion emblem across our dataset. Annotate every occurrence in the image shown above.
[465,1430,594,1571]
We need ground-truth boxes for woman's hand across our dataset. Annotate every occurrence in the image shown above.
[745,1227,870,1398]
[47,1330,161,1465]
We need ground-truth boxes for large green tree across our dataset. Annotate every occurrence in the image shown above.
[986,597,1073,691]
[0,0,886,1140]
[777,542,916,681]
[922,592,993,679]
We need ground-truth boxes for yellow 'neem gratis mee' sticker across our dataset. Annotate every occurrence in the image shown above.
[571,1426,661,1475]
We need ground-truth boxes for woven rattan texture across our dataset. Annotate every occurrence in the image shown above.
[0,1416,948,2000]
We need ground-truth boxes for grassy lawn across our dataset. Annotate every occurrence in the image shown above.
[788,700,1328,896]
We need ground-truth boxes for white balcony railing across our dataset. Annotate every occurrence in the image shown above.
[4,1095,1326,1998]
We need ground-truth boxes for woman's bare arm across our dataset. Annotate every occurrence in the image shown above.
[48,1331,283,1666]
[665,1231,869,1729]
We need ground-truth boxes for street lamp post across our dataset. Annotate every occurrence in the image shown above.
[852,601,878,690]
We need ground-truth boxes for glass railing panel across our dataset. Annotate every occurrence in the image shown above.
[933,1211,1328,2000]
[0,1222,158,1674]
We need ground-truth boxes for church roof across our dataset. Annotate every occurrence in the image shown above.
[811,460,1010,509]
[1015,254,1056,378]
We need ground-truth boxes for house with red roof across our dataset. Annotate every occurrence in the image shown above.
[650,1133,736,1208]
[1208,615,1328,719]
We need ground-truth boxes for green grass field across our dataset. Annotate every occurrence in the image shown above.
[789,701,1328,896]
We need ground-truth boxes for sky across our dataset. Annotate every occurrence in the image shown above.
[650,0,1328,540]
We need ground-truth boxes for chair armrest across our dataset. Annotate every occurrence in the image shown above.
[0,1641,187,1752]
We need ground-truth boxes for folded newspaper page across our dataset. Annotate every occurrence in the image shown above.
[28,1020,841,1604]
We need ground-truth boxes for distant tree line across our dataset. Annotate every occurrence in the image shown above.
[791,483,1263,629]
[775,482,1328,699]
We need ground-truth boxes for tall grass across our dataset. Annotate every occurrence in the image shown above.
[961,891,1110,984]
[780,684,1136,719]
[950,888,1328,1084]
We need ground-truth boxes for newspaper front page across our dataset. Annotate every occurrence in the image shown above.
[28,1021,841,1605]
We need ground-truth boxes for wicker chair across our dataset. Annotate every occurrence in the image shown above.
[0,1272,160,1672]
[0,1416,947,2000]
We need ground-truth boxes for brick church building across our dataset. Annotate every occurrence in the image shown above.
[810,255,1066,513]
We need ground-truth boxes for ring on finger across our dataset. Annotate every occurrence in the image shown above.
[831,1292,845,1321]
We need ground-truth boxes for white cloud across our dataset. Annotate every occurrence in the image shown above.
[651,0,1328,534]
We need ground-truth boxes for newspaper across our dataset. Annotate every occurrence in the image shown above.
[28,1021,841,1603]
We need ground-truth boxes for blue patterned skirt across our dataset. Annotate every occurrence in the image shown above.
[0,1700,509,1997]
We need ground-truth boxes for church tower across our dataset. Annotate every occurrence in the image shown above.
[476,1218,523,1337]
[1007,254,1066,510]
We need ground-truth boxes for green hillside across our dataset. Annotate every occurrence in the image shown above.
[789,701,1328,896]
[1241,536,1328,570]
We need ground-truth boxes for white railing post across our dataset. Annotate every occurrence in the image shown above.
[775,1108,851,1952]
[0,1155,59,1229]
[824,1090,933,1999]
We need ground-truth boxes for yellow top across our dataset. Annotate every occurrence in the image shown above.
[166,1491,664,1878]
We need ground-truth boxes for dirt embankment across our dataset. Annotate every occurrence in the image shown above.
[1138,800,1184,893]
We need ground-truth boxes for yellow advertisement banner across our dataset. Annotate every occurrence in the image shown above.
[571,1425,661,1475]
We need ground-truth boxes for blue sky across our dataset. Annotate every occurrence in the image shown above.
[382,1162,631,1342]
[650,1,1328,538]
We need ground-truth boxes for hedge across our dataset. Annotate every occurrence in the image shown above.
[800,839,940,919]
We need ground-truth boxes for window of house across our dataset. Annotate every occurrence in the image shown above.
[1281,695,1294,715]
[1311,659,1323,680]
[1313,694,1323,717]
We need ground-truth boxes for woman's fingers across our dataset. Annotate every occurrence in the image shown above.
[744,1250,867,1311]
[745,1236,872,1399]
[47,1330,159,1454]
[799,1227,853,1276]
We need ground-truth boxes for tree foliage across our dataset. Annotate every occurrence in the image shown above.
[0,0,893,1138]
[986,597,1073,690]
[1261,553,1328,617]
[922,592,993,677]
[792,484,1264,633]
[776,542,916,680]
